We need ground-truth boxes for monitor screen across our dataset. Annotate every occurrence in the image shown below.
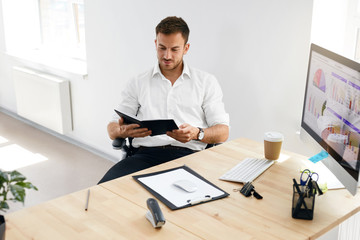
[301,44,360,195]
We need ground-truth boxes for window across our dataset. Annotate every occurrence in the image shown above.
[312,0,360,62]
[355,29,360,61]
[38,0,86,60]
[2,0,86,71]
[355,1,360,61]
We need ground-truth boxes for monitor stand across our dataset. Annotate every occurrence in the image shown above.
[316,161,360,190]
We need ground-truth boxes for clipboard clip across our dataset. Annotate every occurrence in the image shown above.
[145,198,166,228]
[187,195,212,205]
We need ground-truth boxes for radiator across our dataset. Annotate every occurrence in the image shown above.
[13,67,73,134]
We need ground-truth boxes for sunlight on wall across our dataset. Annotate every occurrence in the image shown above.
[0,136,9,144]
[0,144,48,171]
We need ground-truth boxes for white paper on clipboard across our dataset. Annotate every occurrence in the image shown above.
[137,168,225,208]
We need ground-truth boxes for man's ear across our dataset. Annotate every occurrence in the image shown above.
[184,43,190,55]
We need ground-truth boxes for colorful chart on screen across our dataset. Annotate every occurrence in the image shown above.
[307,94,324,119]
[330,81,346,105]
[313,69,326,92]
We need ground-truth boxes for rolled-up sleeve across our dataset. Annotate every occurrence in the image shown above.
[111,77,140,123]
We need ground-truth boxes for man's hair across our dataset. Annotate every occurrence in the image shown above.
[156,16,190,44]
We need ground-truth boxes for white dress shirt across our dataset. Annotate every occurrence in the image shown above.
[112,61,230,151]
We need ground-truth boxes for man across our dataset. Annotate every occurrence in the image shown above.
[98,16,229,184]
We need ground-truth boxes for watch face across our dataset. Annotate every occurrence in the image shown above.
[199,132,204,140]
[198,128,204,140]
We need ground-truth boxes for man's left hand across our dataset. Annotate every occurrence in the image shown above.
[167,123,199,143]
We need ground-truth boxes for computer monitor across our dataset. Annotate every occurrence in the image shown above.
[301,43,360,196]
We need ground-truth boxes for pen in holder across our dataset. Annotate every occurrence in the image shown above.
[292,179,315,220]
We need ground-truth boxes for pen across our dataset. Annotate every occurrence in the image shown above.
[292,179,311,218]
[85,189,90,211]
[293,178,302,195]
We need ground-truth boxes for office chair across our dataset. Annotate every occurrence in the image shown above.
[112,137,218,158]
[112,137,137,157]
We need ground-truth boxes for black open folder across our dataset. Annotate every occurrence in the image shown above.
[133,165,229,210]
[114,109,178,136]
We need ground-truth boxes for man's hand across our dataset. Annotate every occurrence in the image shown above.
[167,123,199,143]
[118,118,152,138]
[108,118,152,140]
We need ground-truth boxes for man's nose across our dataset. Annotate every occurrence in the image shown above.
[165,49,171,59]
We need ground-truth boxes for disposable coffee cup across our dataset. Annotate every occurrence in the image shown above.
[264,132,284,160]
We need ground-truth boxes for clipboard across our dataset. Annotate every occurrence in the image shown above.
[133,165,229,210]
[114,109,178,136]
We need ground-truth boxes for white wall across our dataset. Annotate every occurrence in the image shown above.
[0,0,313,160]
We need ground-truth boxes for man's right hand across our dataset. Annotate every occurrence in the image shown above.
[108,118,152,140]
[118,117,152,138]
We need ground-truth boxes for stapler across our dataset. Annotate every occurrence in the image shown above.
[145,198,166,228]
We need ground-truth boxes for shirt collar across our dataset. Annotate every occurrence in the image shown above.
[152,61,191,80]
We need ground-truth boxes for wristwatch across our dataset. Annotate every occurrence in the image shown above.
[197,127,205,141]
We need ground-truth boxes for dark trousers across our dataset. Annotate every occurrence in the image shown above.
[98,146,195,184]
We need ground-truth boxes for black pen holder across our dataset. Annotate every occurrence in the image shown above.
[292,184,315,220]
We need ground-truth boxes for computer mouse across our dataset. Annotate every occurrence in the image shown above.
[173,180,198,193]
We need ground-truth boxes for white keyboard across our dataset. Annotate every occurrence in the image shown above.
[219,158,274,183]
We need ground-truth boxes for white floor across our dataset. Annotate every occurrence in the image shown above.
[0,111,114,214]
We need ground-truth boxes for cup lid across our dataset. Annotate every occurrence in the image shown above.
[264,132,284,142]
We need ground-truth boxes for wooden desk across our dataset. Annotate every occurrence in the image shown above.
[6,138,360,239]
[5,185,200,239]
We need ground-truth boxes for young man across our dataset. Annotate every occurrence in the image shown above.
[98,16,229,184]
